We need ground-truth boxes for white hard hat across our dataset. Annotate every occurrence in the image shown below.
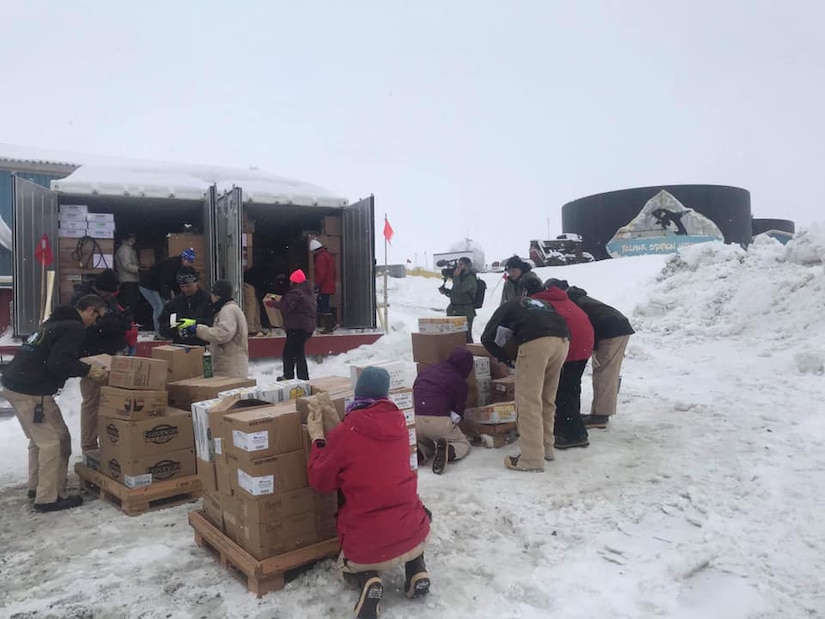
[309,239,323,251]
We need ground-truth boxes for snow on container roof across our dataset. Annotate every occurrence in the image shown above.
[52,161,348,207]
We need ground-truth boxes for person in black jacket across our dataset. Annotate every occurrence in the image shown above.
[1,295,109,512]
[481,277,570,472]
[546,279,635,429]
[70,269,131,453]
[158,267,214,346]
[139,248,196,335]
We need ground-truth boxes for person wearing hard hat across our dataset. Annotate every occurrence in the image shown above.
[309,238,336,334]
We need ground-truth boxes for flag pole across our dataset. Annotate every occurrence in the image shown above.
[383,213,389,333]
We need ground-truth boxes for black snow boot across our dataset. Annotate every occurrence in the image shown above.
[404,554,431,599]
[432,439,449,475]
[33,495,83,513]
[583,414,610,429]
[554,434,590,449]
[353,571,382,619]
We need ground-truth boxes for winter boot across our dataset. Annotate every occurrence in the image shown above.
[27,489,36,501]
[321,313,336,334]
[432,439,456,475]
[404,554,430,599]
[554,435,590,449]
[583,414,610,429]
[33,495,83,513]
[353,571,383,619]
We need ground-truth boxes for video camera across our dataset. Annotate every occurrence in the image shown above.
[436,259,459,295]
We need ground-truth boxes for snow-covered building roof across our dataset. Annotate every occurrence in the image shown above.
[0,143,348,207]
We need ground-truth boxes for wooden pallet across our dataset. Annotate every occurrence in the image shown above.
[189,510,340,597]
[460,420,519,448]
[75,463,202,516]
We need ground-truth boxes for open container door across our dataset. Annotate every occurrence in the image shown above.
[341,195,376,328]
[214,186,244,310]
[201,184,217,290]
[12,176,59,337]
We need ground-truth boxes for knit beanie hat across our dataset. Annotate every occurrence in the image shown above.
[544,278,569,291]
[94,269,120,292]
[181,248,196,262]
[354,367,390,399]
[309,239,323,252]
[523,277,543,296]
[504,255,528,271]
[176,266,199,285]
[212,279,233,299]
[290,269,307,284]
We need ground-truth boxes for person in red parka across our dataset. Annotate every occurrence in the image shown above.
[531,281,595,449]
[310,238,336,333]
[307,366,431,619]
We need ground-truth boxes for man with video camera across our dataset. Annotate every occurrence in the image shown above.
[438,257,478,343]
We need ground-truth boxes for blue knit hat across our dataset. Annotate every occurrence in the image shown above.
[181,248,196,262]
[354,367,390,399]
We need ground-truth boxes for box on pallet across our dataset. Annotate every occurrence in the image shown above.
[465,343,511,380]
[99,447,196,489]
[99,386,167,420]
[191,395,272,462]
[223,404,303,461]
[167,376,257,410]
[460,420,519,448]
[411,332,467,367]
[491,376,517,403]
[108,357,169,391]
[99,408,194,459]
[464,401,517,424]
[309,376,352,395]
[350,361,407,391]
[198,460,219,495]
[216,387,259,401]
[81,354,113,371]
[343,387,413,414]
[295,393,346,432]
[228,450,309,497]
[225,508,335,561]
[202,489,223,530]
[262,294,283,328]
[151,345,204,382]
[231,486,336,523]
[60,204,88,216]
[417,316,467,334]
[466,372,492,408]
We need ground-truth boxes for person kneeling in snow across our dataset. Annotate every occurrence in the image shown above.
[307,367,432,619]
[412,347,473,474]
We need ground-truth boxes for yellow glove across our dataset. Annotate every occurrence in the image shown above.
[306,399,325,443]
[316,392,340,434]
[87,364,108,385]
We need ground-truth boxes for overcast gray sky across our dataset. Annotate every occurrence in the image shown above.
[2,0,822,266]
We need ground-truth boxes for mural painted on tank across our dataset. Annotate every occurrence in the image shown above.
[606,190,723,258]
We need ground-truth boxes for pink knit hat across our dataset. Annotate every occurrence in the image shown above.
[289,269,307,284]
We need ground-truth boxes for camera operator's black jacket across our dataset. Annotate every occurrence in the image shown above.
[447,270,478,319]
[158,289,215,346]
[1,306,91,396]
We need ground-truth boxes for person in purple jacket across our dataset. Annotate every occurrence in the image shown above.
[412,347,474,475]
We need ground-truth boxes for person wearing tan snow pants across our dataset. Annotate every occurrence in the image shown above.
[591,334,630,418]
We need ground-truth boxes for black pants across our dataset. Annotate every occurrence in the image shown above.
[283,329,311,380]
[119,282,140,319]
[554,359,589,440]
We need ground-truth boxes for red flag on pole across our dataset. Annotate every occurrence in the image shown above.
[34,233,53,266]
[383,216,394,244]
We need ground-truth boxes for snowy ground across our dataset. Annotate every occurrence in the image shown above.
[2,231,825,618]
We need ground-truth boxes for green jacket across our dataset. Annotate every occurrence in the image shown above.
[500,270,542,306]
[447,270,478,318]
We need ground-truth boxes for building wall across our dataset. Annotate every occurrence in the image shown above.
[0,170,71,276]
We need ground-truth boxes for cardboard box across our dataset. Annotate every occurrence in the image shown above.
[192,396,272,462]
[59,212,87,223]
[466,372,492,408]
[108,357,169,391]
[99,408,194,459]
[343,387,413,414]
[230,486,336,524]
[473,356,491,377]
[86,228,115,239]
[309,376,352,395]
[278,379,311,400]
[58,219,88,231]
[86,212,115,223]
[464,401,517,425]
[315,235,341,254]
[81,353,113,371]
[262,294,283,328]
[83,449,101,471]
[460,420,519,448]
[223,404,302,461]
[86,220,116,233]
[465,343,511,380]
[197,460,219,495]
[139,248,155,267]
[228,450,308,497]
[202,489,223,530]
[167,376,257,410]
[350,361,407,391]
[100,447,196,488]
[228,510,327,560]
[60,204,88,216]
[295,393,344,433]
[151,345,204,382]
[216,387,259,401]
[418,316,467,334]
[322,215,342,236]
[491,376,517,403]
[411,332,467,366]
[99,386,167,420]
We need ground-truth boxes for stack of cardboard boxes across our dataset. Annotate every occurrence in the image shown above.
[96,356,198,488]
[58,205,115,303]
[461,344,519,448]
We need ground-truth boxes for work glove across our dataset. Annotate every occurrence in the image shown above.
[306,399,325,443]
[176,318,197,338]
[316,391,340,433]
[450,411,462,424]
[265,299,278,308]
[87,364,109,385]
[438,285,449,296]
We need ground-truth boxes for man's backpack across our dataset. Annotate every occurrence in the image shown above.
[473,278,487,309]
